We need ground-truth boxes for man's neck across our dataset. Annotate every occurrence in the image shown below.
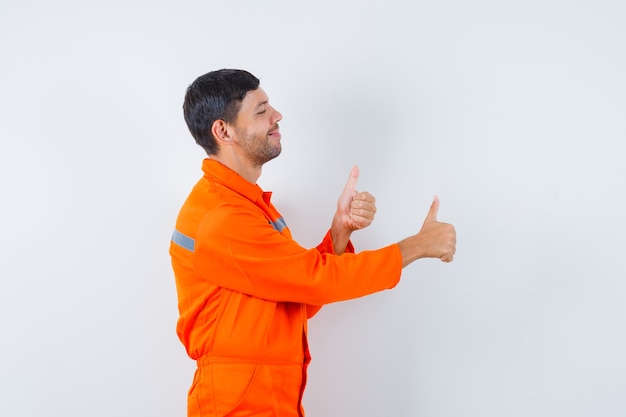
[211,153,261,184]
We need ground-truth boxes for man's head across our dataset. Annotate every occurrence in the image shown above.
[183,69,260,155]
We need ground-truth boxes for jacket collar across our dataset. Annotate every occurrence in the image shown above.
[202,158,272,204]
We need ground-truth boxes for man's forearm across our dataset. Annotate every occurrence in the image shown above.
[330,212,352,255]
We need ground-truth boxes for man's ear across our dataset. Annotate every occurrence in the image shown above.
[211,119,234,145]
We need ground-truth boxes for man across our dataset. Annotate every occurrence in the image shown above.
[170,69,456,417]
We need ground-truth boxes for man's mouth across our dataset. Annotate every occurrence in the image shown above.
[268,125,281,139]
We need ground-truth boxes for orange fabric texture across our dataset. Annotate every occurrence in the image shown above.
[170,159,402,417]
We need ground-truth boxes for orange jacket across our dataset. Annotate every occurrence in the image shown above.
[170,159,402,417]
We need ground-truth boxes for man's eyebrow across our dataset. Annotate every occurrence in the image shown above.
[254,100,268,110]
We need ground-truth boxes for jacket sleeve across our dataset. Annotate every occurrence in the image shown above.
[192,203,402,306]
[306,230,356,317]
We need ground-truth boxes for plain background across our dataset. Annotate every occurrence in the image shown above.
[1,1,625,416]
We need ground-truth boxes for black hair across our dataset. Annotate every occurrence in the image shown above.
[183,69,260,155]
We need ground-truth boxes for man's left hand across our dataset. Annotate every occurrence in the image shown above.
[336,165,377,231]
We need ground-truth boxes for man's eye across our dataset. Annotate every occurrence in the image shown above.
[257,110,266,115]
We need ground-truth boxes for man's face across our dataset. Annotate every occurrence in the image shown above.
[231,87,283,167]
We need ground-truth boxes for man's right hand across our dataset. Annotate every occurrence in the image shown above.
[398,196,457,267]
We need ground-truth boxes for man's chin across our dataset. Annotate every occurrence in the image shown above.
[258,147,281,166]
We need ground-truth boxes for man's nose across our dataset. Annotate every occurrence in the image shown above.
[272,108,283,124]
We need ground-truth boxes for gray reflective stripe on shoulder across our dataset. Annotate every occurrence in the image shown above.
[172,230,195,252]
[270,217,287,233]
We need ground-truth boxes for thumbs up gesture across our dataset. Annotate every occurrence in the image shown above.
[336,165,377,231]
[412,195,457,263]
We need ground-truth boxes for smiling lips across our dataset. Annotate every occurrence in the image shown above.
[268,124,281,139]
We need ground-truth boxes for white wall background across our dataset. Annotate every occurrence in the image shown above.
[1,1,625,416]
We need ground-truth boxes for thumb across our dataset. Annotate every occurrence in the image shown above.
[343,165,359,194]
[338,165,359,210]
[424,195,439,223]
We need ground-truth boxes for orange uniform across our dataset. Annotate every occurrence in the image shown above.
[170,159,402,417]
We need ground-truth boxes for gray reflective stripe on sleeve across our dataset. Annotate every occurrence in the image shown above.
[171,230,195,252]
[270,217,287,233]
